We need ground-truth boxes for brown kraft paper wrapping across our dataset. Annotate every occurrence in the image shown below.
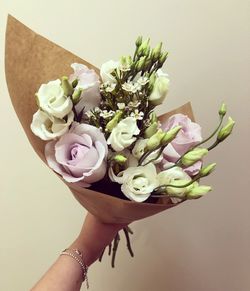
[5,15,195,224]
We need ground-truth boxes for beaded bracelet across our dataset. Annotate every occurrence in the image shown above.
[60,248,89,289]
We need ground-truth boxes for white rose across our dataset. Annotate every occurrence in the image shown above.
[149,69,170,106]
[158,167,192,203]
[107,117,140,152]
[31,109,74,140]
[132,138,163,164]
[37,79,73,118]
[100,60,119,84]
[121,163,159,202]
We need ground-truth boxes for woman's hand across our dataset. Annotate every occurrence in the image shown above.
[70,212,127,266]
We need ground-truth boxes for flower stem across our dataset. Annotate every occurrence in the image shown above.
[98,248,105,262]
[111,233,120,268]
[123,228,134,257]
[153,174,201,194]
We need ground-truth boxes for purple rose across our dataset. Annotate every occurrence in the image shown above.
[45,122,108,187]
[69,63,101,113]
[161,114,202,175]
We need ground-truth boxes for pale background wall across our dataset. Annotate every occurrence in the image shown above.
[0,0,249,290]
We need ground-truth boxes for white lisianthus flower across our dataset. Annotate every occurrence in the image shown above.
[120,163,159,202]
[107,117,140,151]
[37,79,73,118]
[100,60,119,84]
[132,138,163,164]
[158,167,192,203]
[149,69,170,106]
[31,109,74,140]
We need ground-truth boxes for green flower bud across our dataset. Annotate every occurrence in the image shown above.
[136,36,143,47]
[106,110,123,132]
[72,79,78,88]
[199,163,216,177]
[217,117,235,142]
[144,121,158,138]
[159,51,168,66]
[120,55,133,71]
[219,103,227,117]
[151,42,162,61]
[146,129,165,151]
[136,56,146,71]
[61,76,74,96]
[143,57,151,70]
[113,154,127,164]
[72,88,82,104]
[148,72,156,92]
[186,185,212,199]
[161,126,182,145]
[138,38,150,56]
[181,148,208,166]
[149,112,158,123]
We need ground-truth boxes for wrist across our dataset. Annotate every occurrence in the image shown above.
[69,237,100,266]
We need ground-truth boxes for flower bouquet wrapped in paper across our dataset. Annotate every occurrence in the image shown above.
[5,15,235,267]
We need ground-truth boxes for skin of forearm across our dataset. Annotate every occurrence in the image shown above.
[30,214,126,291]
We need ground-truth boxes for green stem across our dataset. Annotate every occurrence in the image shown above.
[142,147,165,166]
[193,115,224,149]
[123,228,134,257]
[207,140,219,151]
[153,174,201,193]
[139,144,163,166]
[111,233,120,268]
[98,248,105,262]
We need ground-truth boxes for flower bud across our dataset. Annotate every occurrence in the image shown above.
[144,121,158,138]
[136,56,146,71]
[61,76,74,96]
[219,103,227,117]
[199,163,216,177]
[159,51,168,66]
[106,110,123,132]
[186,185,212,199]
[71,79,78,88]
[146,129,165,151]
[151,42,162,61]
[161,126,182,145]
[113,154,127,164]
[138,38,150,56]
[148,72,156,92]
[72,88,82,104]
[181,148,208,166]
[120,55,132,71]
[166,180,192,197]
[217,117,235,142]
[149,112,158,123]
[136,36,143,47]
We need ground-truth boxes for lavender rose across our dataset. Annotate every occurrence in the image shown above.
[45,122,108,187]
[161,114,202,175]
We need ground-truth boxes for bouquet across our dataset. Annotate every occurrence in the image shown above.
[5,15,235,267]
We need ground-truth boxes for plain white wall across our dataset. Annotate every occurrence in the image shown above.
[0,1,249,290]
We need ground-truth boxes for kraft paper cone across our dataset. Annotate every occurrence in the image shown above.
[5,15,194,224]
